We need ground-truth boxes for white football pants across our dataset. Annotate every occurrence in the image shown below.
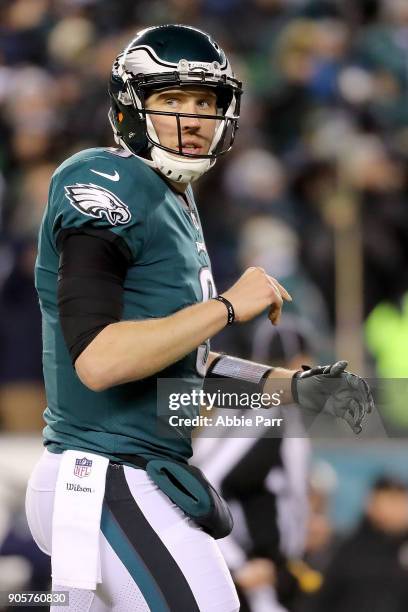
[25,449,239,612]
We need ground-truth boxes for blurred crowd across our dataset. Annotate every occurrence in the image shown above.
[2,0,408,411]
[2,0,408,610]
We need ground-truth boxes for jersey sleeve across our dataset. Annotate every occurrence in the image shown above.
[49,155,149,261]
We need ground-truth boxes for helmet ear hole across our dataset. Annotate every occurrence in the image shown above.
[110,99,122,125]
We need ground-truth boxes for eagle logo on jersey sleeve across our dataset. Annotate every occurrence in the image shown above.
[64,183,131,226]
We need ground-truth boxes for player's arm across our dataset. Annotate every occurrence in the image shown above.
[205,352,374,433]
[58,232,290,391]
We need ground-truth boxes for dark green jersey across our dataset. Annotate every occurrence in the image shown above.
[36,147,215,462]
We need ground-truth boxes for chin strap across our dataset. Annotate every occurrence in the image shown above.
[150,146,214,183]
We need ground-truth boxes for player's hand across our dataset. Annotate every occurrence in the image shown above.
[292,361,374,434]
[223,267,292,324]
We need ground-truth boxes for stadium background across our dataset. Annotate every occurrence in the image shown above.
[1,0,408,609]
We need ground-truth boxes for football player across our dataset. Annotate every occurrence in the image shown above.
[25,25,373,612]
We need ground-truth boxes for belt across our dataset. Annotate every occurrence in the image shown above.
[114,453,149,469]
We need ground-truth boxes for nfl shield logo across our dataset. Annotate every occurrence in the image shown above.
[74,457,93,478]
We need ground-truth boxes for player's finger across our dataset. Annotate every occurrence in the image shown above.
[274,280,292,302]
[351,397,366,425]
[346,375,373,415]
[362,379,375,413]
[267,277,284,305]
[266,279,283,324]
[268,304,281,326]
[270,300,283,325]
[342,405,358,432]
[358,380,374,415]
[267,276,292,302]
[351,397,367,433]
[345,372,374,413]
[345,372,360,389]
[328,361,348,376]
[343,399,362,434]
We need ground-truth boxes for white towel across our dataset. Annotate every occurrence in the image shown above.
[51,450,109,590]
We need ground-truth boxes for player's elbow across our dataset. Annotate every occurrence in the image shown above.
[75,345,145,390]
[74,324,150,389]
[75,354,109,392]
[74,342,123,391]
[73,326,122,391]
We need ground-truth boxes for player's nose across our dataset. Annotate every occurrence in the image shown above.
[180,102,201,129]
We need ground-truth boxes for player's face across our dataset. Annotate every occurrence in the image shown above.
[145,87,218,155]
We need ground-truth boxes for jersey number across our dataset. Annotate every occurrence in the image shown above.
[196,267,216,376]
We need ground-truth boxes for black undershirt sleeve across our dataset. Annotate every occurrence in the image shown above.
[57,229,132,364]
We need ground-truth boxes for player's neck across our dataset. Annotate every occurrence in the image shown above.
[168,178,188,193]
[155,170,189,194]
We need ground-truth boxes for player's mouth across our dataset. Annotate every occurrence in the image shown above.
[180,141,205,155]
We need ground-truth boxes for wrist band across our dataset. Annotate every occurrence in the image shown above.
[205,354,273,397]
[291,365,313,404]
[213,295,235,325]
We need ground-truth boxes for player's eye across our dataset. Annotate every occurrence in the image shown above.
[165,97,180,108]
[197,99,214,110]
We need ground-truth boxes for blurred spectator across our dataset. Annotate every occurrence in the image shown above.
[0,239,44,432]
[292,461,338,612]
[7,162,54,238]
[293,131,408,322]
[315,475,408,612]
[0,0,52,67]
[238,215,331,346]
[357,0,408,86]
[262,19,318,152]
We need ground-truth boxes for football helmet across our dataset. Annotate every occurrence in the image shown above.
[108,24,242,183]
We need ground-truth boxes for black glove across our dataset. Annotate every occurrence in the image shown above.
[292,361,374,434]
